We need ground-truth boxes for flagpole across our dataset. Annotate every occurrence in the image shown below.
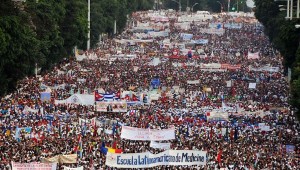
[35,63,37,77]
[114,20,117,35]
[228,0,230,12]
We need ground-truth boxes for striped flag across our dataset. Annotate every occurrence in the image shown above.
[100,93,119,101]
[201,92,206,100]
[102,93,115,101]
[94,90,103,101]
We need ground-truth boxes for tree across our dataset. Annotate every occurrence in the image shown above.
[0,16,40,94]
[24,0,66,69]
[60,0,88,55]
[254,0,300,117]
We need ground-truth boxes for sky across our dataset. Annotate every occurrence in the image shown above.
[246,0,255,8]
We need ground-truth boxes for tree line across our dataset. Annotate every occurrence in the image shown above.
[253,0,300,117]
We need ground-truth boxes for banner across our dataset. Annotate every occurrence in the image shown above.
[206,111,228,121]
[41,154,77,164]
[187,80,200,84]
[41,92,51,102]
[59,154,77,164]
[148,31,169,37]
[79,118,96,127]
[192,39,208,44]
[151,78,161,88]
[248,52,259,59]
[248,83,256,89]
[41,156,60,163]
[121,126,175,141]
[180,33,193,40]
[200,28,224,35]
[226,80,232,87]
[150,141,171,150]
[15,127,32,140]
[286,145,295,153]
[224,23,242,29]
[96,101,127,112]
[221,64,241,70]
[23,106,39,114]
[64,167,83,170]
[106,150,207,168]
[249,66,279,72]
[200,63,221,69]
[12,162,57,170]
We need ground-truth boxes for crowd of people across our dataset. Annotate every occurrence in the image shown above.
[0,10,299,170]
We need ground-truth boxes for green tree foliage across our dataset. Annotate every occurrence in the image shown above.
[291,46,300,117]
[254,0,300,117]
[25,0,66,69]
[0,16,40,94]
[60,0,88,55]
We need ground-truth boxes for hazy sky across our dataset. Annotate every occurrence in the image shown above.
[246,0,255,8]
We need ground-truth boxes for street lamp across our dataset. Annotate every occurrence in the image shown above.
[217,1,224,12]
[274,0,300,19]
[191,3,199,13]
[87,0,90,50]
[172,0,182,12]
[232,2,239,12]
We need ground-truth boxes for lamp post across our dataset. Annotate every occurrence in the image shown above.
[232,2,239,12]
[154,0,158,10]
[187,0,189,11]
[87,0,90,50]
[191,3,199,13]
[291,0,293,19]
[35,63,37,77]
[297,0,300,18]
[172,0,182,12]
[274,0,300,20]
[217,1,223,12]
[228,0,231,12]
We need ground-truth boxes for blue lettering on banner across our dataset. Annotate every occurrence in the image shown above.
[115,152,205,166]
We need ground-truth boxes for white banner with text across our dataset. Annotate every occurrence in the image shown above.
[12,162,57,170]
[121,126,175,141]
[106,150,207,168]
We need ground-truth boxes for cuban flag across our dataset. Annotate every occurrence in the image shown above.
[101,93,115,101]
[94,90,104,101]
[102,93,121,101]
[115,90,121,100]
[95,90,121,101]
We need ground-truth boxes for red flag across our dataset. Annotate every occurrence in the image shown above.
[112,141,117,149]
[116,90,121,99]
[217,149,222,163]
[115,149,123,153]
[132,94,139,101]
[206,112,210,117]
[125,95,130,101]
[73,145,79,152]
[94,90,103,101]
